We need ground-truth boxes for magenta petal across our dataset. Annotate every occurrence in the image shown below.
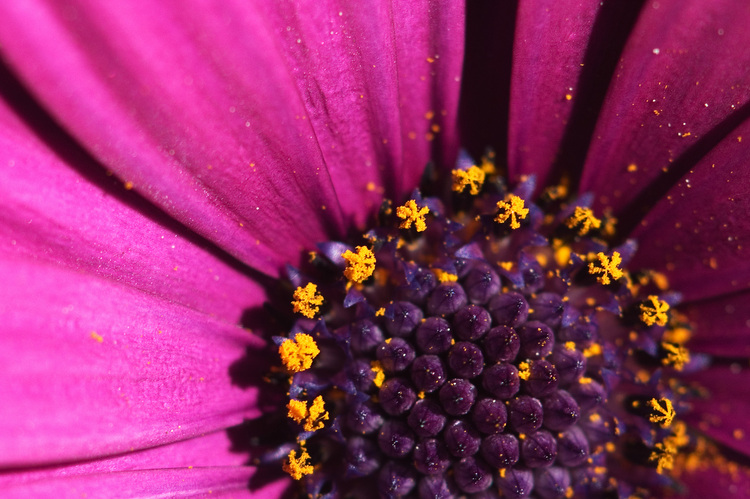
[684,368,750,458]
[675,464,750,498]
[0,257,268,467]
[0,90,266,324]
[0,431,246,486]
[631,118,750,302]
[0,1,464,275]
[580,1,750,213]
[508,0,601,183]
[0,467,288,499]
[683,291,750,358]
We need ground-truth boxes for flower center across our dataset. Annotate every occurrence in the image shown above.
[269,153,694,498]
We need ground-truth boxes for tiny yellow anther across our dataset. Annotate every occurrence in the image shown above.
[640,295,670,327]
[283,446,314,480]
[396,199,429,232]
[452,166,486,195]
[433,269,458,283]
[279,333,320,373]
[518,361,531,380]
[371,360,386,388]
[661,342,690,370]
[583,343,602,358]
[304,395,329,431]
[648,397,676,428]
[341,246,376,283]
[649,442,675,474]
[292,283,324,319]
[495,194,529,230]
[564,341,576,351]
[565,206,602,236]
[588,251,624,285]
[287,399,308,424]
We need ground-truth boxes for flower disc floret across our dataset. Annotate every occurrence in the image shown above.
[341,245,376,283]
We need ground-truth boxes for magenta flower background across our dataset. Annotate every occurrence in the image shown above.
[0,0,749,497]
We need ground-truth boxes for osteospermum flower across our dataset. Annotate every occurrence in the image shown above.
[1,1,749,498]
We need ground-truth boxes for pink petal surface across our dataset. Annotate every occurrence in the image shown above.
[508,0,602,183]
[684,291,750,358]
[0,0,464,276]
[0,466,289,499]
[631,118,750,303]
[0,431,247,486]
[672,461,750,498]
[0,257,267,467]
[0,76,267,325]
[684,367,750,459]
[580,0,750,214]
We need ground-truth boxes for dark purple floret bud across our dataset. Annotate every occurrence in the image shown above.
[399,267,437,304]
[407,399,447,437]
[569,379,607,412]
[453,457,493,493]
[497,467,534,498]
[558,320,597,346]
[350,319,384,354]
[463,262,501,304]
[427,282,467,316]
[542,390,580,431]
[517,321,555,359]
[525,359,559,398]
[385,301,423,337]
[346,401,384,435]
[413,438,451,475]
[415,317,453,354]
[509,395,544,434]
[521,430,557,468]
[376,337,415,373]
[528,292,565,328]
[471,398,507,434]
[350,358,376,392]
[550,346,586,385]
[534,467,571,499]
[377,420,415,458]
[482,363,520,400]
[418,475,454,499]
[480,433,519,468]
[487,292,529,326]
[556,426,590,466]
[379,460,417,498]
[483,325,520,363]
[453,305,492,341]
[443,420,481,458]
[379,378,417,415]
[522,260,544,293]
[410,355,446,393]
[345,436,381,477]
[448,341,484,378]
[439,378,477,416]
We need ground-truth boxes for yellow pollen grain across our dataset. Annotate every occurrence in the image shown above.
[580,377,593,385]
[375,307,386,317]
[588,251,624,285]
[648,397,676,428]
[90,331,104,343]
[583,344,602,358]
[287,399,308,424]
[341,246,376,283]
[640,295,670,327]
[451,166,486,195]
[371,361,386,388]
[396,199,429,232]
[291,283,324,319]
[661,342,690,370]
[279,333,320,373]
[518,361,531,380]
[304,395,329,432]
[495,194,529,230]
[565,206,602,236]
[283,446,314,480]
[433,269,458,283]
[663,326,691,345]
[564,341,576,351]
[734,429,745,440]
[627,163,638,172]
[124,181,134,190]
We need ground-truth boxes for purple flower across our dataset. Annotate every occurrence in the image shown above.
[0,1,748,498]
